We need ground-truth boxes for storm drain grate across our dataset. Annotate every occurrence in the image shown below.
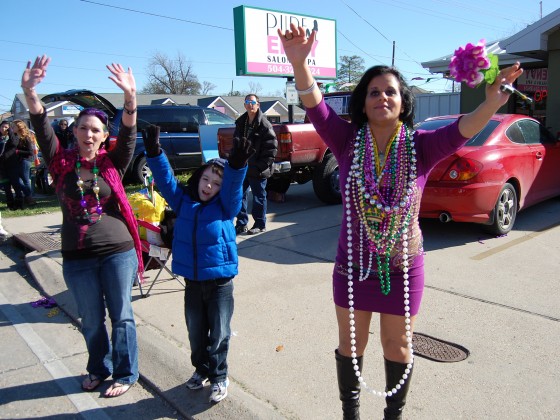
[13,231,61,253]
[412,332,470,362]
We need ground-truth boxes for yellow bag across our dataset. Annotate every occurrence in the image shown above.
[128,190,167,243]
[128,190,167,223]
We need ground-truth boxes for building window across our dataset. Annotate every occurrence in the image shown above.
[515,67,548,124]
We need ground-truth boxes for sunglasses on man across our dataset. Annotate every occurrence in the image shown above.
[244,100,258,105]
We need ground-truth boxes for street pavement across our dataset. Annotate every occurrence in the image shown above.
[1,182,559,419]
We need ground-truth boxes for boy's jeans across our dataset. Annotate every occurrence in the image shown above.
[184,278,234,383]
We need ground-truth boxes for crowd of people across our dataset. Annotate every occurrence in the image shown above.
[1,107,75,212]
[14,20,524,416]
[0,119,38,210]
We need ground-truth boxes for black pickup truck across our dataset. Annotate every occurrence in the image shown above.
[41,90,235,183]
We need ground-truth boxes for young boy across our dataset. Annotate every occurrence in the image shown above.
[141,125,254,403]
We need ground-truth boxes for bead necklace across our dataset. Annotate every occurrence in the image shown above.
[244,115,256,138]
[344,122,416,397]
[76,155,103,224]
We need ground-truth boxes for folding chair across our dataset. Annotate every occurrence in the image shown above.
[136,219,184,297]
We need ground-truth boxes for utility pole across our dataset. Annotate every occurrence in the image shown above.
[392,41,395,67]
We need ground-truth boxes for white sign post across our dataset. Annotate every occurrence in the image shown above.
[285,81,299,105]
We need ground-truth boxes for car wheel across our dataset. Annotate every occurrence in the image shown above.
[133,155,152,184]
[312,153,341,205]
[486,183,517,235]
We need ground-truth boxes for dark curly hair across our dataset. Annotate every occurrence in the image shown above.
[349,65,415,128]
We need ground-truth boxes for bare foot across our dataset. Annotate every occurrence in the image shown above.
[81,374,103,392]
[104,381,133,398]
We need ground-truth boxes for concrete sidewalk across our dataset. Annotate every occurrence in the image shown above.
[2,183,559,419]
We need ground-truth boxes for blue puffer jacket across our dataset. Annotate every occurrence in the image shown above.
[147,153,247,281]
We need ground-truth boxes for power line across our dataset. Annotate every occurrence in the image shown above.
[0,39,148,59]
[79,0,233,31]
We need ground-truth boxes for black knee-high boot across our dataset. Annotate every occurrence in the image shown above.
[335,349,362,420]
[383,358,413,420]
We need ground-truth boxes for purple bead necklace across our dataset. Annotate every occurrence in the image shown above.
[344,121,416,398]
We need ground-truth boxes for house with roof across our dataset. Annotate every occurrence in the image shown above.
[422,7,560,135]
[10,93,306,127]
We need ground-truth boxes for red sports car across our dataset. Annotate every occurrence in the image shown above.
[418,114,560,235]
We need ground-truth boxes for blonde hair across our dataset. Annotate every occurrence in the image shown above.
[13,120,34,138]
[13,119,38,150]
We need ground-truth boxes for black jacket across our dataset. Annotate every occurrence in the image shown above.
[233,109,277,179]
[16,135,34,161]
[54,127,75,149]
[0,128,20,172]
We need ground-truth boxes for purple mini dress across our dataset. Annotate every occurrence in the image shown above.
[306,99,469,316]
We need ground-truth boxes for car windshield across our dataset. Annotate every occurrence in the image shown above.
[416,118,500,146]
[205,109,235,125]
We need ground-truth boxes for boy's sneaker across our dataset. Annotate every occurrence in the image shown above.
[209,378,229,403]
[235,225,248,235]
[247,225,266,235]
[186,372,208,390]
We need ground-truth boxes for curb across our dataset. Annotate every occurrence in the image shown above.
[24,251,287,420]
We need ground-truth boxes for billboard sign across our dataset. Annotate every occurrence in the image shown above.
[233,6,336,79]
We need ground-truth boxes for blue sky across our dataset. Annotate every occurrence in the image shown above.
[0,0,554,114]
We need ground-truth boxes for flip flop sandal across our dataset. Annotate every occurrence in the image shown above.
[81,374,103,392]
[104,381,133,398]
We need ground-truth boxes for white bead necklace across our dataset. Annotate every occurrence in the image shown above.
[344,128,416,398]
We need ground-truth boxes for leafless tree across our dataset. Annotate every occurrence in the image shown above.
[247,81,263,96]
[141,51,202,95]
[201,81,217,95]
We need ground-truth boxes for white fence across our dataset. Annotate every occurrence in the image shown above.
[414,92,460,123]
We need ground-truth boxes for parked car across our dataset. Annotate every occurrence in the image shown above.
[41,90,235,183]
[417,114,560,235]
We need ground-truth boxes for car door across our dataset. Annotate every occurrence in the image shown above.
[136,108,178,169]
[520,119,560,202]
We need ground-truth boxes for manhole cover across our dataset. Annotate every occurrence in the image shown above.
[13,231,61,253]
[412,332,469,362]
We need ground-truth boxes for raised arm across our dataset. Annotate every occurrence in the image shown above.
[458,62,523,138]
[106,63,137,128]
[21,55,59,162]
[278,23,323,109]
[21,55,51,114]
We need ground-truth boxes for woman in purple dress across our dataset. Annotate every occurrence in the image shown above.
[279,23,523,419]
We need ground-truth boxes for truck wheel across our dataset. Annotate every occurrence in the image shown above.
[266,177,291,194]
[133,155,152,184]
[312,153,341,204]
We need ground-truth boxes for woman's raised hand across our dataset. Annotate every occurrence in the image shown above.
[107,63,136,95]
[277,23,316,67]
[21,55,51,90]
[485,62,524,108]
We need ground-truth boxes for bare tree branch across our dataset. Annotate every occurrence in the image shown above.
[141,51,202,95]
[202,81,217,95]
